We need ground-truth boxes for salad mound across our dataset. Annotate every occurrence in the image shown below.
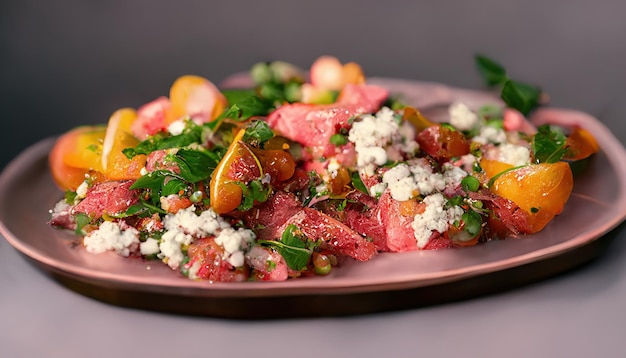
[48,55,599,282]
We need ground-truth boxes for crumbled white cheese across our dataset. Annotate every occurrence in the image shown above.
[167,119,186,136]
[382,164,417,201]
[381,160,446,201]
[411,193,464,248]
[348,107,418,176]
[458,154,478,173]
[495,143,531,167]
[159,229,189,269]
[140,238,160,256]
[449,102,479,131]
[155,206,255,269]
[75,181,89,200]
[83,221,140,257]
[369,182,387,198]
[214,227,255,267]
[473,126,507,144]
[442,163,469,188]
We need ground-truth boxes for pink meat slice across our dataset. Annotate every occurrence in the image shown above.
[266,84,389,159]
[239,190,376,262]
[377,191,419,252]
[281,208,376,262]
[341,191,388,251]
[72,181,139,218]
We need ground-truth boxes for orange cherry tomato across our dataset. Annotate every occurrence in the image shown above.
[479,158,514,179]
[101,108,147,180]
[490,162,573,233]
[49,125,108,191]
[564,127,599,161]
[210,130,262,214]
[167,75,228,125]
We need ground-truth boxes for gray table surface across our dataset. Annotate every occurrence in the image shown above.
[2,1,626,357]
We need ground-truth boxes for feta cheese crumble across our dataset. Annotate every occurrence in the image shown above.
[495,143,531,167]
[411,193,464,248]
[156,206,254,269]
[348,107,418,175]
[83,221,140,257]
[381,160,446,201]
[449,102,479,131]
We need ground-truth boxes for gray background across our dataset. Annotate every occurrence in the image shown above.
[2,1,626,357]
[2,0,625,170]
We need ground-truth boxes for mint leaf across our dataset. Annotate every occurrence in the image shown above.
[531,124,570,163]
[476,54,507,86]
[259,224,314,271]
[501,80,541,116]
[173,149,219,183]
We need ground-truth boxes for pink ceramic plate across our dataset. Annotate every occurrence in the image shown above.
[1,78,625,319]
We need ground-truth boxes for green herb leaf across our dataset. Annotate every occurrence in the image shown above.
[462,210,482,237]
[259,224,314,271]
[351,171,368,194]
[123,122,205,158]
[74,213,91,236]
[243,120,274,146]
[236,179,271,211]
[475,54,507,87]
[501,80,541,116]
[65,190,78,204]
[531,124,569,163]
[173,149,219,183]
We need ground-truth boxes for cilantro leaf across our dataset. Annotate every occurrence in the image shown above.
[531,124,570,163]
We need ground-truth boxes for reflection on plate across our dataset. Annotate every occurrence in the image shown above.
[1,79,625,319]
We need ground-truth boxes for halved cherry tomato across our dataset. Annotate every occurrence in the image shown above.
[101,108,147,180]
[403,106,434,132]
[490,162,573,233]
[417,124,470,162]
[49,125,108,191]
[210,130,263,214]
[564,127,599,161]
[479,158,514,180]
[167,75,227,125]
